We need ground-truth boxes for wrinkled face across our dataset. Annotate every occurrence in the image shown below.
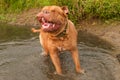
[36,6,68,32]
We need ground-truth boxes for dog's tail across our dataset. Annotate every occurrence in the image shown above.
[31,28,41,33]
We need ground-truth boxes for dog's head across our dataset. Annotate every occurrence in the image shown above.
[36,6,69,32]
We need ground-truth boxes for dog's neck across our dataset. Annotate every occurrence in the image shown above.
[51,20,68,38]
[55,22,68,37]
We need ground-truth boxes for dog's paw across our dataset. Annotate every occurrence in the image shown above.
[40,51,48,56]
[77,69,85,75]
[54,71,64,76]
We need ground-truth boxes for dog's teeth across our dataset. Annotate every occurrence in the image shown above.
[53,24,55,27]
[42,18,45,22]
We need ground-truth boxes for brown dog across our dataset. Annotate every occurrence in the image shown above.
[32,6,84,75]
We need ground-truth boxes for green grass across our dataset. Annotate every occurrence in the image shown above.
[0,0,120,24]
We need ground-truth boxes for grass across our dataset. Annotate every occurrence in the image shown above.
[0,0,120,24]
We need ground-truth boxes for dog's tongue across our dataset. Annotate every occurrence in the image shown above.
[42,22,55,29]
[42,23,50,28]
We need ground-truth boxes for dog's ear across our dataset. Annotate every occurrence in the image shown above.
[61,6,69,14]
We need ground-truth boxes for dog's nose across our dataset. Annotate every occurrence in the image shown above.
[36,13,40,18]
[36,13,42,20]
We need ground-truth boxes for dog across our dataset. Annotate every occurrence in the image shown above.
[32,5,84,75]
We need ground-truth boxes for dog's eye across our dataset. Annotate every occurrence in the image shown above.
[51,10,55,12]
[43,10,50,14]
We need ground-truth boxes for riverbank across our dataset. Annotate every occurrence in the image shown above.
[81,21,120,61]
[0,8,120,61]
[78,20,120,56]
[0,9,40,26]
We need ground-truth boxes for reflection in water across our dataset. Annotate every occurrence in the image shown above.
[0,23,36,43]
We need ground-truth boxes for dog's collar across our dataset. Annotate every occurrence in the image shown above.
[55,22,68,37]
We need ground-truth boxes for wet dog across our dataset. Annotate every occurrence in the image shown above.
[32,6,84,75]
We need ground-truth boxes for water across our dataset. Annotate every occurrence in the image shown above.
[0,24,120,80]
[0,23,36,43]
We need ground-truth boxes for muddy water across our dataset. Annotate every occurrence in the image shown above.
[0,24,120,80]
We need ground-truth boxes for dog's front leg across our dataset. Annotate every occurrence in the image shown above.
[49,48,62,75]
[70,48,84,74]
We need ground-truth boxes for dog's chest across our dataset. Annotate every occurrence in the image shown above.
[57,43,67,51]
[52,38,70,51]
[40,33,72,51]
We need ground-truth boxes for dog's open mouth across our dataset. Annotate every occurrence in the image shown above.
[38,17,61,32]
[41,18,55,28]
